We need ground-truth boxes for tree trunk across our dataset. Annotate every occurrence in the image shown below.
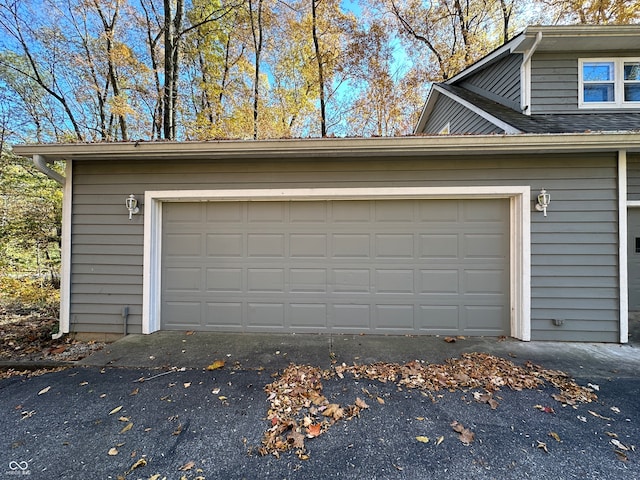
[311,0,326,137]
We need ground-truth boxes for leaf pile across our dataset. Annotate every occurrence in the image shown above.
[260,353,597,458]
[260,364,369,458]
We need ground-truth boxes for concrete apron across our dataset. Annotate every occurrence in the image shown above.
[79,330,640,380]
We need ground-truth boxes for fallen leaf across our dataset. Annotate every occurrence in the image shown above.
[415,417,425,421]
[207,360,225,371]
[120,422,133,434]
[118,416,130,422]
[611,439,629,451]
[183,383,191,389]
[549,432,561,442]
[130,388,139,396]
[587,383,600,391]
[38,386,51,396]
[534,405,555,414]
[211,388,220,395]
[537,440,549,453]
[108,447,119,456]
[436,436,444,446]
[443,337,456,343]
[577,416,587,422]
[588,410,612,421]
[606,432,618,439]
[415,436,430,443]
[376,397,385,405]
[355,397,369,409]
[307,423,322,438]
[79,381,89,386]
[148,475,162,480]
[109,406,123,415]
[615,450,629,462]
[287,430,305,449]
[178,461,195,471]
[611,406,621,414]
[128,458,147,473]
[451,421,474,445]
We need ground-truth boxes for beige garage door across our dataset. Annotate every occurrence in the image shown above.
[161,199,510,335]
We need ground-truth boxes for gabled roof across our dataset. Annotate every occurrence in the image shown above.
[414,24,640,135]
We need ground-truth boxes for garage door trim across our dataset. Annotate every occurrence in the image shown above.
[143,187,531,340]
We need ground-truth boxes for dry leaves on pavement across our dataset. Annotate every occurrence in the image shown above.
[259,353,597,458]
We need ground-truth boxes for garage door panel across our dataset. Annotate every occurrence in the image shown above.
[290,234,327,257]
[464,269,506,294]
[165,233,201,257]
[333,269,370,293]
[247,268,284,292]
[290,269,327,293]
[420,269,459,294]
[375,234,414,258]
[248,234,284,257]
[247,303,284,328]
[289,304,327,329]
[206,268,242,292]
[205,302,243,328]
[163,302,202,328]
[376,305,415,330]
[164,267,201,292]
[207,234,243,257]
[464,233,507,258]
[161,199,509,335]
[332,304,371,330]
[418,306,460,331]
[419,234,458,258]
[248,202,284,222]
[332,234,371,258]
[376,269,414,293]
[207,203,242,222]
[463,306,507,333]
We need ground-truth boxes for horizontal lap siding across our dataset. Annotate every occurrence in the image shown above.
[531,52,640,114]
[627,154,640,201]
[422,95,502,134]
[460,54,522,110]
[71,152,619,341]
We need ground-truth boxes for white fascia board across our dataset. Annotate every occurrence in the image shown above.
[413,87,438,134]
[432,85,522,134]
[142,186,531,340]
[445,33,527,85]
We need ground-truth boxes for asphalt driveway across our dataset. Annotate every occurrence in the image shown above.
[1,332,639,479]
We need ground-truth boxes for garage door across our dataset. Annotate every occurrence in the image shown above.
[161,199,509,335]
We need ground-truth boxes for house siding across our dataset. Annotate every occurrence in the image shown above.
[627,154,640,201]
[531,52,640,114]
[422,95,503,135]
[70,152,619,342]
[459,53,522,110]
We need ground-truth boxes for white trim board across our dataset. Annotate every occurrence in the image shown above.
[59,160,72,334]
[142,186,532,340]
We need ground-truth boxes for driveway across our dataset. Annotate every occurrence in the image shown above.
[1,332,639,479]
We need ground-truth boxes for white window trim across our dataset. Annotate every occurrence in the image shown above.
[579,57,640,109]
[142,187,531,340]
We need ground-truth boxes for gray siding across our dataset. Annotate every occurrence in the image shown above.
[422,95,503,135]
[531,52,640,114]
[627,154,640,201]
[71,152,620,342]
[460,53,522,110]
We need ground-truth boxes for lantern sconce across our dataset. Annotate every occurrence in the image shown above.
[535,189,551,217]
[126,194,140,220]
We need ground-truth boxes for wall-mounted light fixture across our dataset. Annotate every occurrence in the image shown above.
[535,188,550,217]
[126,194,140,220]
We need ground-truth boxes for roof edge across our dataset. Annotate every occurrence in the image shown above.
[12,133,640,161]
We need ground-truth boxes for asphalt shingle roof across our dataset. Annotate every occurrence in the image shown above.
[438,83,640,134]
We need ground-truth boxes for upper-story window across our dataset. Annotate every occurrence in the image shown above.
[579,58,640,108]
